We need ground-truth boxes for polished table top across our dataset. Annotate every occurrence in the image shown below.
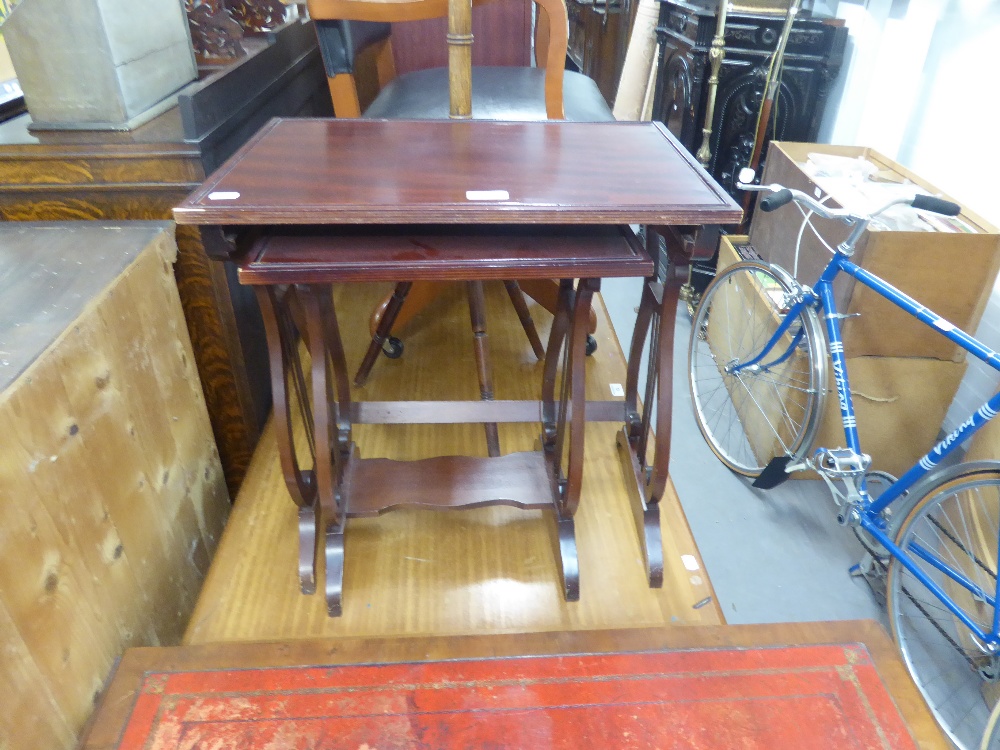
[173,118,742,226]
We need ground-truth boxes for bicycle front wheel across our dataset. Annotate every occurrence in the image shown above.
[688,261,827,477]
[983,697,1000,750]
[888,465,1000,750]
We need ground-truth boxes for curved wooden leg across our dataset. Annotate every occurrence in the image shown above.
[617,227,683,588]
[549,512,579,602]
[255,285,321,593]
[540,279,573,450]
[541,277,596,601]
[302,284,352,616]
[518,278,597,335]
[553,278,596,519]
[617,277,668,586]
[616,428,664,587]
[254,286,317,509]
[317,287,353,462]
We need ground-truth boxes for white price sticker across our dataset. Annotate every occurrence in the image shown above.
[466,190,510,201]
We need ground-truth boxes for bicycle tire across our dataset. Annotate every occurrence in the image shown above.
[982,696,1000,750]
[688,261,827,477]
[887,465,1000,750]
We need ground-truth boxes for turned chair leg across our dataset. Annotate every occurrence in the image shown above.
[467,281,501,457]
[503,280,545,359]
[368,280,443,337]
[355,281,411,386]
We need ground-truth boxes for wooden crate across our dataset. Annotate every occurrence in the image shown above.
[717,235,966,478]
[0,222,229,750]
[749,142,1000,362]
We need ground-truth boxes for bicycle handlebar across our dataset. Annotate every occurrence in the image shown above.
[759,189,794,212]
[738,180,963,224]
[912,194,962,216]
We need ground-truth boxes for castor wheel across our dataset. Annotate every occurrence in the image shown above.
[381,336,403,358]
[585,335,597,356]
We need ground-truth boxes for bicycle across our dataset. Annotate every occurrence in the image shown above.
[688,169,1000,749]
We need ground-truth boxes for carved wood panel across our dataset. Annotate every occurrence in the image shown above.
[653,1,847,197]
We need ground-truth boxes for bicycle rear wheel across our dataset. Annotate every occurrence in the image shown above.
[688,261,827,477]
[888,465,1000,750]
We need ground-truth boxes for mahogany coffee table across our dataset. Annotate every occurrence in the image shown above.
[174,118,741,616]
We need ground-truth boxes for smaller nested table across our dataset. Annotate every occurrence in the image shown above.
[237,225,651,614]
[174,118,742,616]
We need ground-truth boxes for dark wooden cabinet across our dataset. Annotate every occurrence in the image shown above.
[0,20,332,495]
[566,0,638,105]
[653,1,847,197]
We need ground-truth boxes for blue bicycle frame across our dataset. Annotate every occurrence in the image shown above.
[733,249,1000,643]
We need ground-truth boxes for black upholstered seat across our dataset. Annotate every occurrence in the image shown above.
[309,10,613,122]
[365,66,614,121]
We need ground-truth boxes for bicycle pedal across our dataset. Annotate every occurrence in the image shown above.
[752,456,792,489]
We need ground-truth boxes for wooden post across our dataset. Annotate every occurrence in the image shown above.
[447,0,473,118]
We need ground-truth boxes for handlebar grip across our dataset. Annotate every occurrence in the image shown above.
[912,194,961,216]
[759,189,794,212]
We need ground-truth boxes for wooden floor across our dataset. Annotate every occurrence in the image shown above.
[184,280,722,645]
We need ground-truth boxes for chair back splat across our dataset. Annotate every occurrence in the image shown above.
[308,0,613,122]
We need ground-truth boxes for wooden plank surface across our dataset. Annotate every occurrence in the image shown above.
[0,224,229,750]
[0,222,165,391]
[185,280,723,644]
[0,113,258,499]
[86,621,948,750]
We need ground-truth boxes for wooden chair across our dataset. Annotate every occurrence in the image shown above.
[308,0,612,454]
[309,0,614,121]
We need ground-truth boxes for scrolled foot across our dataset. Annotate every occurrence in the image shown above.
[641,503,664,589]
[550,513,579,602]
[298,506,317,595]
[324,525,345,617]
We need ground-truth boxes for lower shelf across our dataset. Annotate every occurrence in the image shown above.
[344,450,556,517]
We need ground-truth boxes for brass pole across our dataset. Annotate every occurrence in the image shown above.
[738,0,800,228]
[695,0,730,167]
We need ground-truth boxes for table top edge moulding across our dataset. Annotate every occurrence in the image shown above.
[172,118,743,227]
